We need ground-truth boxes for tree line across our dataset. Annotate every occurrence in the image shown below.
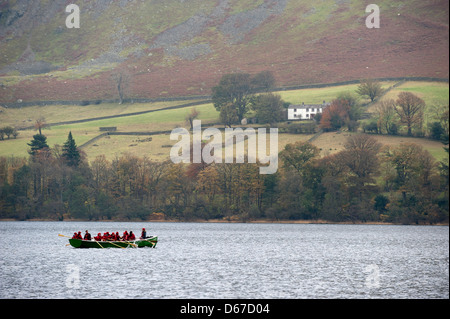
[0,131,448,224]
[0,126,19,140]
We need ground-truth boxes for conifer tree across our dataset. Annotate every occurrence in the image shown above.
[28,134,49,156]
[62,131,81,167]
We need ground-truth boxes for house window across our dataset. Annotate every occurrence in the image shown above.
[306,108,309,112]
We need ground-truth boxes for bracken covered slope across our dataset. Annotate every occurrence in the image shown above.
[0,0,448,102]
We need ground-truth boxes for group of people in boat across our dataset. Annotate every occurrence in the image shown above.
[72,228,149,242]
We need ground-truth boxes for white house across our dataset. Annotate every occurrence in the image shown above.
[287,101,330,120]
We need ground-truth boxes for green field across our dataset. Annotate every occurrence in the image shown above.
[367,81,449,113]
[276,82,396,105]
[0,81,448,161]
[0,102,218,158]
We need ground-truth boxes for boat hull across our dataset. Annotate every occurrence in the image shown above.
[69,237,158,248]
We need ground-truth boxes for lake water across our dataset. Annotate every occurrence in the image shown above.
[0,221,448,299]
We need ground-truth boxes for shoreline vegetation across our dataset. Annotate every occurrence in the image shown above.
[0,217,448,226]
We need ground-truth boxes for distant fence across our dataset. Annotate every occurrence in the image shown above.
[2,77,447,108]
[274,77,449,92]
[99,127,117,132]
[78,131,171,149]
[78,122,245,149]
[1,95,211,109]
[16,99,212,130]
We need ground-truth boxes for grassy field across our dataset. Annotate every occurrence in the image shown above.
[0,81,447,161]
[0,101,218,158]
[0,100,205,129]
[276,82,397,105]
[367,81,449,113]
[83,132,315,162]
[314,131,448,161]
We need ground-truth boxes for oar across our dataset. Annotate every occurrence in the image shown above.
[146,236,157,247]
[123,240,137,248]
[108,236,137,247]
[100,240,135,248]
[107,241,126,249]
[139,236,157,248]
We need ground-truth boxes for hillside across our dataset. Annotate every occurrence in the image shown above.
[0,0,448,103]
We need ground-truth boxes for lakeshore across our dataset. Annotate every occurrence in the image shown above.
[1,217,448,226]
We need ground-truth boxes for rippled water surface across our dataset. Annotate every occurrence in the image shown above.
[0,221,448,299]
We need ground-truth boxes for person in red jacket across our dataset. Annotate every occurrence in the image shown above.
[76,231,82,239]
[122,231,129,241]
[94,233,102,241]
[128,231,136,241]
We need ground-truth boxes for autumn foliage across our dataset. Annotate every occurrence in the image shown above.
[0,132,448,224]
[319,98,350,131]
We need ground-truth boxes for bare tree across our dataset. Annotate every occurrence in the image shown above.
[112,72,130,104]
[34,117,47,135]
[185,107,200,130]
[375,99,398,134]
[395,92,425,136]
[337,134,382,193]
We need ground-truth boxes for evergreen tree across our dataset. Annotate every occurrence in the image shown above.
[27,134,49,156]
[62,131,81,167]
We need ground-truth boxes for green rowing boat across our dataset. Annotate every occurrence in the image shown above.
[68,236,158,248]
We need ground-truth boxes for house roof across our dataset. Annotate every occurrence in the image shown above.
[288,102,330,109]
